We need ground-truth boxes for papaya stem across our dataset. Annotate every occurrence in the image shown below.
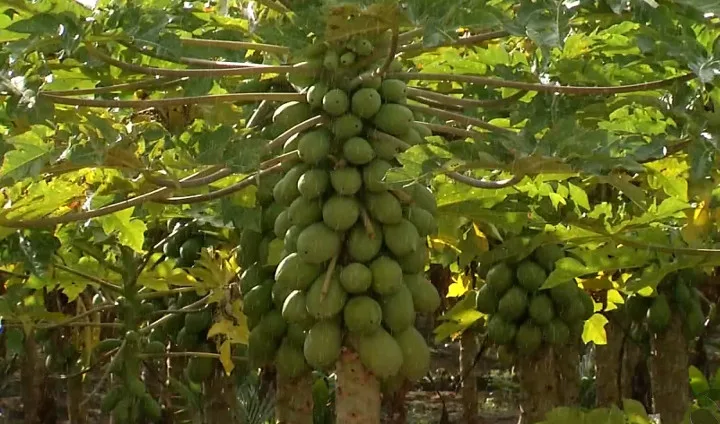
[44,304,117,330]
[54,263,123,294]
[389,72,695,95]
[41,77,185,96]
[41,92,304,109]
[179,38,291,55]
[155,164,287,205]
[261,150,300,169]
[398,30,509,54]
[247,100,272,128]
[407,94,464,111]
[141,295,210,334]
[85,43,306,78]
[81,343,124,407]
[267,115,326,151]
[0,167,223,229]
[118,40,260,69]
[377,24,400,77]
[137,287,197,300]
[368,129,411,151]
[406,103,516,136]
[320,253,340,301]
[360,207,376,240]
[407,87,525,108]
[445,171,523,189]
[417,122,487,142]
[390,188,414,204]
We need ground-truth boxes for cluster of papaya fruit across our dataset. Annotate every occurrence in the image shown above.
[624,269,705,338]
[240,32,442,385]
[96,291,216,422]
[162,219,206,267]
[476,245,594,356]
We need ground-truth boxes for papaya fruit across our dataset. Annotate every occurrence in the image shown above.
[322,88,349,116]
[351,88,382,119]
[362,75,382,90]
[306,273,348,320]
[240,263,267,295]
[144,340,166,355]
[273,101,312,131]
[287,196,323,227]
[394,327,430,382]
[373,104,413,136]
[549,281,577,307]
[370,137,402,161]
[413,122,432,138]
[163,236,183,258]
[344,296,382,334]
[406,182,437,215]
[256,172,283,205]
[352,38,373,56]
[398,240,428,273]
[140,394,162,421]
[179,238,203,264]
[383,219,420,257]
[95,338,122,354]
[625,294,651,322]
[362,158,393,192]
[298,168,330,200]
[674,281,693,310]
[127,376,146,397]
[284,225,302,252]
[557,295,585,323]
[330,167,362,196]
[273,164,309,206]
[485,262,514,296]
[323,50,339,71]
[275,252,322,291]
[282,290,311,324]
[262,202,284,232]
[340,51,356,66]
[379,79,407,102]
[306,82,329,110]
[243,280,273,318]
[475,285,498,314]
[287,323,309,348]
[184,309,212,334]
[332,114,363,140]
[486,315,517,345]
[298,128,332,165]
[579,291,595,320]
[366,191,403,224]
[276,339,310,378]
[322,195,360,231]
[381,285,416,333]
[258,309,288,341]
[514,322,543,355]
[175,326,198,350]
[339,263,373,294]
[404,273,440,313]
[400,127,424,146]
[497,286,528,322]
[100,386,124,413]
[533,244,565,272]
[406,205,437,236]
[296,223,341,264]
[347,223,383,262]
[683,301,705,338]
[343,136,376,165]
[353,327,404,379]
[273,210,291,239]
[370,255,404,296]
[304,319,342,370]
[516,260,547,291]
[237,230,263,267]
[542,318,571,345]
[272,279,295,310]
[647,294,671,333]
[187,353,215,383]
[528,294,555,325]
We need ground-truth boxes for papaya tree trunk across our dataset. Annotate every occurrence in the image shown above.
[595,317,623,407]
[460,330,479,424]
[21,331,56,424]
[382,378,410,424]
[335,348,381,424]
[650,312,689,424]
[554,343,581,406]
[66,371,85,424]
[276,372,314,424]
[516,346,559,424]
[205,368,234,422]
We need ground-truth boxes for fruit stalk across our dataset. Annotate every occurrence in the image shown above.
[335,348,381,424]
[650,312,689,424]
[275,372,314,424]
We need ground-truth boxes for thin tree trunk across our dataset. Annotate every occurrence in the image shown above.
[206,368,234,422]
[555,342,581,406]
[336,348,381,424]
[22,331,56,424]
[621,334,642,402]
[276,372,314,424]
[650,313,689,424]
[516,346,559,424]
[460,331,479,424]
[67,371,85,424]
[596,318,622,407]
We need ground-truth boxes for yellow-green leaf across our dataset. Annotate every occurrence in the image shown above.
[582,313,608,345]
[98,207,146,252]
[218,340,234,375]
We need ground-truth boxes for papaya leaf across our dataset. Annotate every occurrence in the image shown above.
[690,365,711,397]
[584,406,625,424]
[622,399,651,423]
[98,207,147,253]
[0,125,54,184]
[582,313,608,345]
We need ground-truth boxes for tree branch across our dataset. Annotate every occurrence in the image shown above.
[43,303,116,329]
[247,100,272,128]
[406,103,516,136]
[141,295,210,334]
[417,122,488,142]
[119,40,261,69]
[40,92,303,109]
[377,24,400,76]
[85,43,306,77]
[41,77,185,96]
[179,38,291,55]
[389,72,695,95]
